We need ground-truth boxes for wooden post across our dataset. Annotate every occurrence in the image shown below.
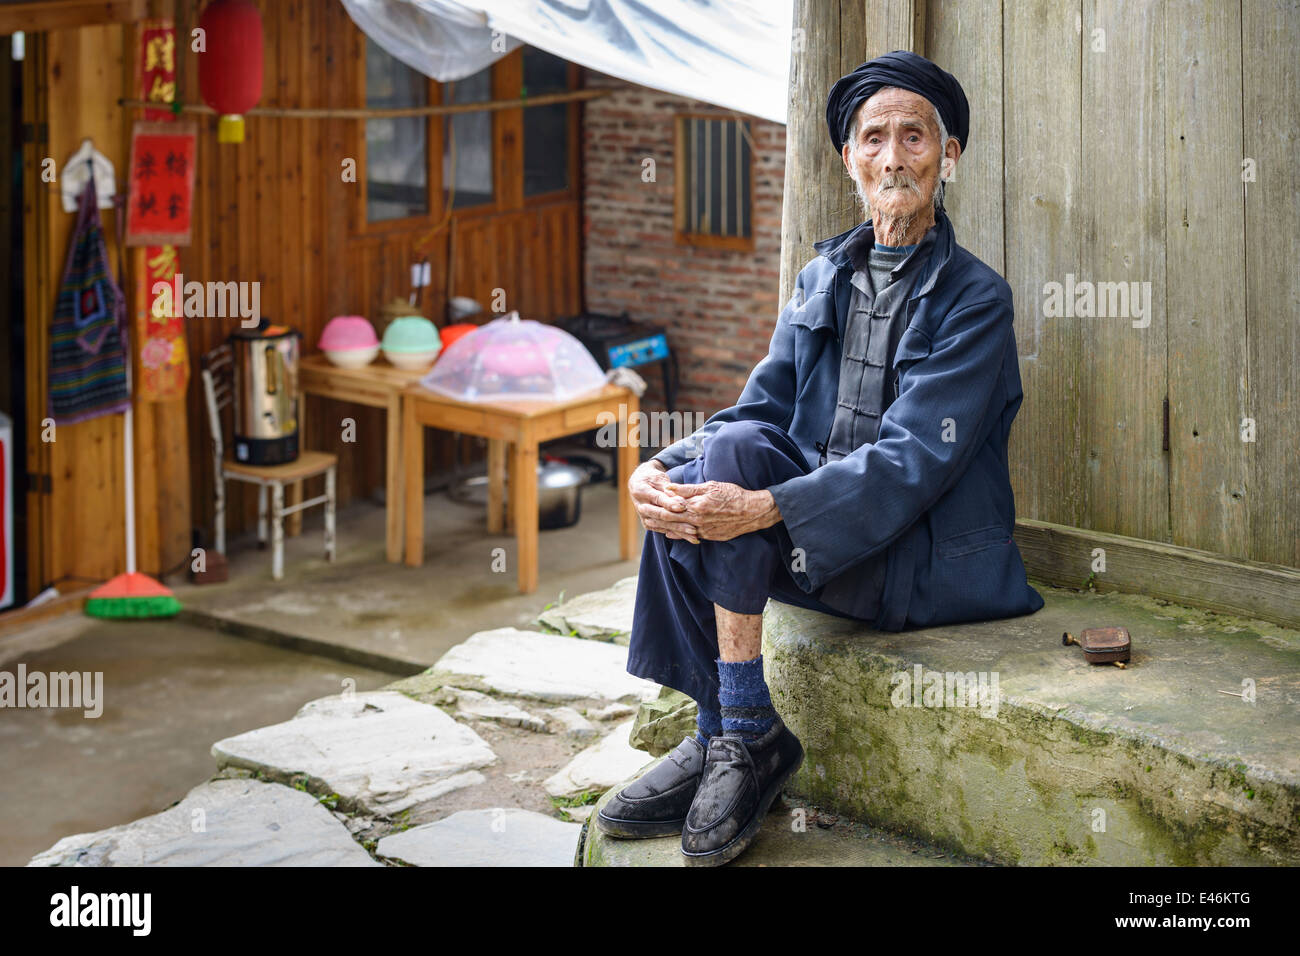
[618,391,641,561]
[403,391,424,566]
[509,426,538,593]
[487,438,506,534]
[385,392,404,562]
[130,247,162,575]
[286,393,303,537]
[779,0,922,306]
[127,19,192,581]
[128,253,195,580]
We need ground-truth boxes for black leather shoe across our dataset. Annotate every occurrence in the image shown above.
[680,717,803,866]
[595,735,706,838]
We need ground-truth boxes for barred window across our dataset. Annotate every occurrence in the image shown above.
[674,114,754,250]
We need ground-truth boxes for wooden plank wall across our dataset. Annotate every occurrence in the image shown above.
[451,205,582,319]
[1166,0,1248,563]
[999,1,1087,535]
[25,26,133,589]
[166,0,583,542]
[924,0,1298,570]
[1241,1,1299,569]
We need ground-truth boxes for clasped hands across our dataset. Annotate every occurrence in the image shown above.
[628,459,782,544]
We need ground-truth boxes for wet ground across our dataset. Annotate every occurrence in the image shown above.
[0,615,393,866]
[173,450,641,669]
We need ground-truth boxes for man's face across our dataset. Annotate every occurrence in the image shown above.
[840,87,956,223]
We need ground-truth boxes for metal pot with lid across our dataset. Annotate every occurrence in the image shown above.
[230,319,301,465]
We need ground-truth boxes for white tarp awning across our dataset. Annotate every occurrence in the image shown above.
[340,0,792,123]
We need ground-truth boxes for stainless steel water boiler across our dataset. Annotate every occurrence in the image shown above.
[231,320,301,464]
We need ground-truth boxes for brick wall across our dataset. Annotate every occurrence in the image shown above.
[581,72,787,430]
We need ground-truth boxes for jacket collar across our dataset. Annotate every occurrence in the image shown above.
[812,207,956,301]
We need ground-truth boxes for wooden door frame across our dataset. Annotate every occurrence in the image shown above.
[21,32,54,599]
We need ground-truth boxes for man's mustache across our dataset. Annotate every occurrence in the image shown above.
[876,171,922,194]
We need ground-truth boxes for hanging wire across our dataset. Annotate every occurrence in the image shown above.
[116,88,609,118]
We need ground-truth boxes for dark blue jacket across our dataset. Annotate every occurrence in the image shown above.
[652,209,1044,630]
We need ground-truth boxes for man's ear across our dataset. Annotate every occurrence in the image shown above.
[841,140,853,173]
[941,140,961,181]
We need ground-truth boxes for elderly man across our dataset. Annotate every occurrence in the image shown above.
[596,51,1044,865]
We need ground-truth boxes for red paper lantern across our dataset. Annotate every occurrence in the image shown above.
[198,0,263,144]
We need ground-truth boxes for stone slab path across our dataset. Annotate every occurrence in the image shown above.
[427,626,657,702]
[543,719,653,797]
[377,809,581,867]
[212,691,496,817]
[27,602,670,866]
[28,778,379,867]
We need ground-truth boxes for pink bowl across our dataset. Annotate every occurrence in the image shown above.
[319,315,379,351]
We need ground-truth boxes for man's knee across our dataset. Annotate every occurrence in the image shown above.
[699,420,792,489]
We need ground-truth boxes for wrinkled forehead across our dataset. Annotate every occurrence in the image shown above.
[855,87,940,135]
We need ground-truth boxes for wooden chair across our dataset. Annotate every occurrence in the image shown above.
[200,344,338,580]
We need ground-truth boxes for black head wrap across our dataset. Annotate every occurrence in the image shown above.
[826,50,969,155]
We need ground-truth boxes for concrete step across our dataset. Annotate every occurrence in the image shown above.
[561,575,1299,865]
[764,585,1300,865]
[578,767,985,866]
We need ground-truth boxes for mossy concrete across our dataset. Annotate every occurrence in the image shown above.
[763,583,1300,866]
[629,687,698,756]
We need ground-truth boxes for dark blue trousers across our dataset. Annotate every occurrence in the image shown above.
[626,419,868,712]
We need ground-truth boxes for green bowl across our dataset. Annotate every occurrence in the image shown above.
[382,316,441,354]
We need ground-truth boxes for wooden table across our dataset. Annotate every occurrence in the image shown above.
[298,354,428,562]
[402,382,641,593]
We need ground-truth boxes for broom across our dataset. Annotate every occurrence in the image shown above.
[85,312,180,619]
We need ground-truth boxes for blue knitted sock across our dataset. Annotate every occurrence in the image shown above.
[695,703,722,749]
[717,655,777,739]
